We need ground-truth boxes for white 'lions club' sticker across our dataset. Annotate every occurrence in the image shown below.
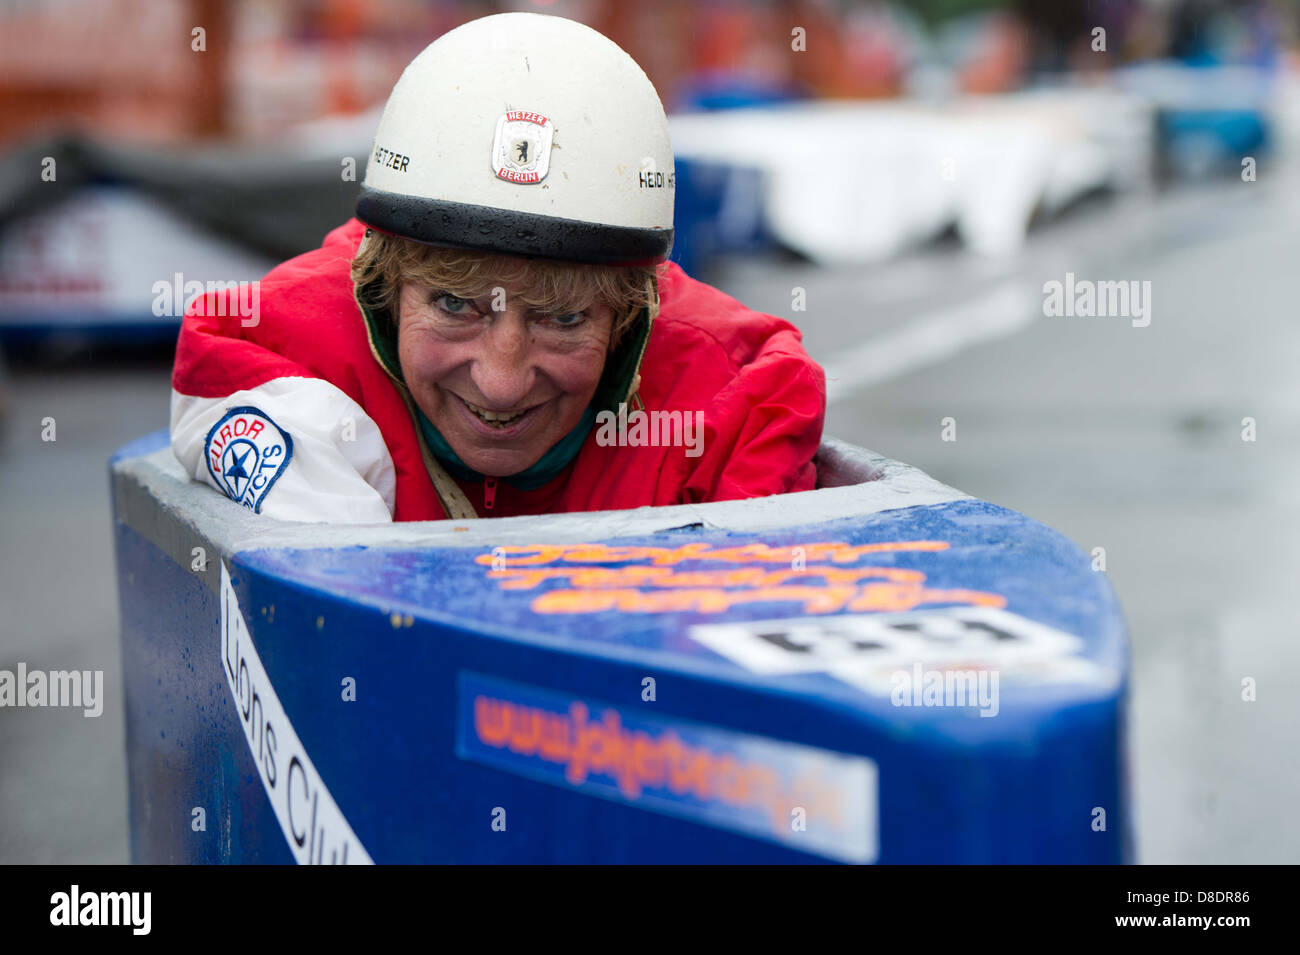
[204,406,293,513]
[491,110,553,184]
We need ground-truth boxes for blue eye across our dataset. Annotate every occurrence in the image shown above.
[548,312,584,327]
[434,293,472,315]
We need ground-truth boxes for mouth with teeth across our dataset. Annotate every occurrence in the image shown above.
[459,395,534,428]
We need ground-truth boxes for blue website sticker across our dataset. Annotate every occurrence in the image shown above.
[456,672,878,863]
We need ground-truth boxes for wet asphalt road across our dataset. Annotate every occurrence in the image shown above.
[717,164,1300,864]
[1,163,1296,864]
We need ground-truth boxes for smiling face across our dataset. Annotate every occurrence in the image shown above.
[397,281,615,477]
[351,233,657,477]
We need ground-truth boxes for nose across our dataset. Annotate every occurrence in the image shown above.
[469,309,535,410]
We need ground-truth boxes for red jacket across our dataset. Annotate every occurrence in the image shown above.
[171,218,824,522]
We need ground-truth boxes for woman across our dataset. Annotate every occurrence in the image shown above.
[170,12,825,522]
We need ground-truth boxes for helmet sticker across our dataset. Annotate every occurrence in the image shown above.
[373,144,410,173]
[491,110,554,184]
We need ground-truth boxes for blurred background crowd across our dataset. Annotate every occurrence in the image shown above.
[1,0,1296,325]
[2,0,1298,864]
[1,0,1293,139]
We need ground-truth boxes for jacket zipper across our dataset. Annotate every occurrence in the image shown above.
[483,475,497,511]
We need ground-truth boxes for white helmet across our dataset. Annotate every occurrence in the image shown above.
[358,12,675,265]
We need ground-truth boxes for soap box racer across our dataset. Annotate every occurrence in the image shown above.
[115,12,1129,864]
[112,432,1129,864]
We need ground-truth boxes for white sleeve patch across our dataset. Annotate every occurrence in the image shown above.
[171,378,396,524]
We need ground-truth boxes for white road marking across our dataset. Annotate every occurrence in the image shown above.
[823,280,1037,405]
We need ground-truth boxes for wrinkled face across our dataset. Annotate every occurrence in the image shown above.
[397,281,613,477]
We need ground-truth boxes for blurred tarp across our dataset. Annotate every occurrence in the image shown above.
[0,135,362,261]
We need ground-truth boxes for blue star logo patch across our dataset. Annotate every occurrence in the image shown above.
[204,407,293,513]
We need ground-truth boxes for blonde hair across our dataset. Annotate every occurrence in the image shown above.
[351,229,659,350]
